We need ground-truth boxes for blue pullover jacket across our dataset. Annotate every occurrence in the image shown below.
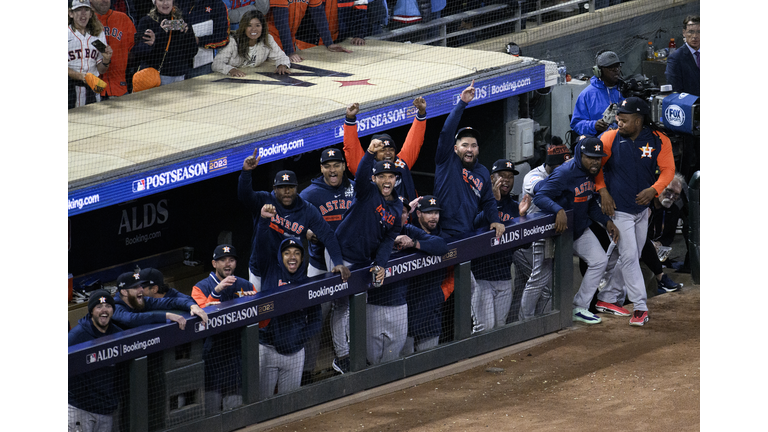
[570,76,625,136]
[532,142,611,240]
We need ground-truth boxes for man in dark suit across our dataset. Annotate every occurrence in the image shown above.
[665,15,700,96]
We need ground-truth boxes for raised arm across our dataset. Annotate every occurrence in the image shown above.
[436,80,475,164]
[397,97,428,168]
[343,102,364,175]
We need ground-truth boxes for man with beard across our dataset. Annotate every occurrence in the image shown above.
[434,80,504,239]
[593,97,675,326]
[570,50,625,137]
[533,136,620,326]
[343,97,428,205]
[111,270,208,329]
[191,244,257,414]
[644,173,686,293]
[68,289,123,432]
[238,152,350,292]
[335,139,403,366]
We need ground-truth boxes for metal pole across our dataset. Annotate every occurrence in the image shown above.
[349,292,368,372]
[241,324,260,404]
[129,356,149,432]
[453,262,473,341]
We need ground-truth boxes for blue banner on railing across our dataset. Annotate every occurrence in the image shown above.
[67,65,546,217]
[68,210,566,376]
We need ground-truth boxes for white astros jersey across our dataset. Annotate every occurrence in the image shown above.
[68,26,107,107]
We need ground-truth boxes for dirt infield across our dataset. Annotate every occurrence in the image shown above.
[254,271,700,432]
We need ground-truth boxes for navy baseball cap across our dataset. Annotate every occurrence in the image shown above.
[617,97,650,116]
[491,159,520,175]
[372,133,396,148]
[455,126,480,142]
[213,244,237,260]
[280,237,304,254]
[578,136,608,158]
[320,147,345,164]
[116,271,145,290]
[417,195,442,212]
[273,170,298,187]
[372,160,398,175]
[140,267,166,289]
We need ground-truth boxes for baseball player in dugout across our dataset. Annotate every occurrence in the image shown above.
[257,204,323,398]
[298,147,356,378]
[434,80,505,239]
[91,0,136,99]
[343,97,428,205]
[140,267,193,300]
[238,150,350,291]
[593,97,675,327]
[532,135,619,326]
[333,139,404,366]
[68,0,114,108]
[111,270,209,329]
[68,289,124,432]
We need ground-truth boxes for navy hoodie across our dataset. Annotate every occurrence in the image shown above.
[299,175,355,270]
[68,314,124,415]
[112,292,196,329]
[335,151,403,267]
[238,170,345,277]
[256,223,322,355]
[434,100,500,237]
[532,142,611,240]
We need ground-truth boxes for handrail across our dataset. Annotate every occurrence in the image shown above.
[68,211,562,376]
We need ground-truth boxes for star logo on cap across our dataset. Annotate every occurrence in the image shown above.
[429,198,437,205]
[223,246,231,253]
[621,100,628,106]
[639,144,655,158]
[384,162,391,169]
[505,162,513,168]
[579,135,586,140]
[327,150,335,156]
[133,273,141,280]
[282,174,290,181]
[99,296,107,304]
[595,144,601,151]
[289,240,295,245]
[383,140,391,146]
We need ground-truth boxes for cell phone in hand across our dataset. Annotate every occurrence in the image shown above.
[92,40,107,53]
[168,19,184,31]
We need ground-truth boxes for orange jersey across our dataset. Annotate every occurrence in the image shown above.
[267,0,324,52]
[96,9,136,97]
[295,0,339,50]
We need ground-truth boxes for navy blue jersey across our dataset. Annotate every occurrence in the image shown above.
[335,151,403,267]
[299,175,355,270]
[434,101,499,237]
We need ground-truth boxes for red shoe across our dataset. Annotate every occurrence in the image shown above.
[595,300,630,317]
[629,310,649,326]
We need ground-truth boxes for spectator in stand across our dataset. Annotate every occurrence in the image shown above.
[140,267,193,299]
[131,0,199,87]
[212,9,291,76]
[177,0,231,78]
[298,147,355,379]
[257,204,323,398]
[401,195,451,354]
[68,289,124,432]
[111,270,209,329]
[336,1,368,45]
[533,136,619,326]
[470,159,530,331]
[391,0,445,30]
[343,97,428,205]
[238,151,350,292]
[334,140,404,366]
[267,0,352,63]
[570,50,625,137]
[68,0,113,108]
[190,244,256,414]
[593,97,675,327]
[518,141,572,321]
[92,0,136,99]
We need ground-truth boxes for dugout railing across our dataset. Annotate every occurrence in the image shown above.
[68,210,574,432]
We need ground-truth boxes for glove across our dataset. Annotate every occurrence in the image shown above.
[84,73,107,93]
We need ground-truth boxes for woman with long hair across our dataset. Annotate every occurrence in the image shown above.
[212,10,291,77]
[68,0,113,108]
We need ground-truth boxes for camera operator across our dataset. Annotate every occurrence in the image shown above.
[570,50,625,137]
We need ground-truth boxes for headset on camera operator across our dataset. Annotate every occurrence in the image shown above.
[570,50,626,138]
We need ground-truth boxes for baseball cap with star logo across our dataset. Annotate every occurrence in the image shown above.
[416,195,442,212]
[617,96,650,117]
[273,170,298,187]
[372,160,398,175]
[578,135,608,158]
[213,244,238,260]
[320,147,345,163]
[371,133,396,149]
[491,159,520,175]
[116,271,146,290]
